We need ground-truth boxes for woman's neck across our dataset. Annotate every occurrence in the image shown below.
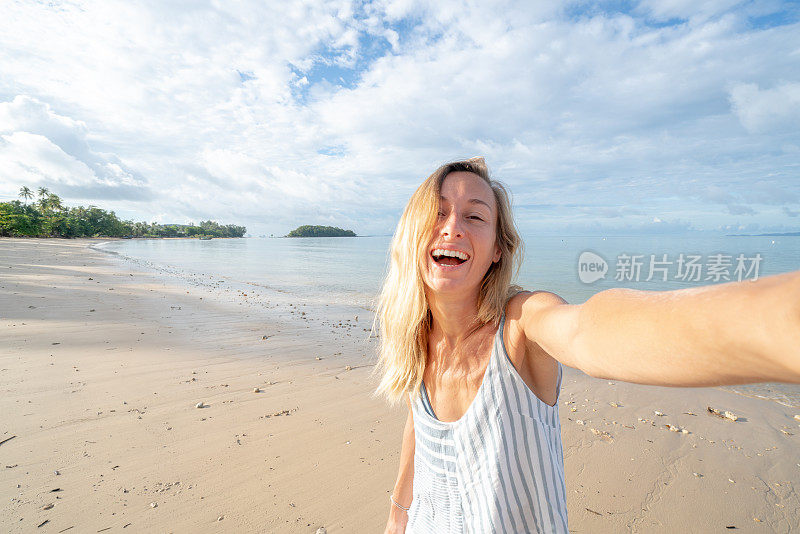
[427,289,482,349]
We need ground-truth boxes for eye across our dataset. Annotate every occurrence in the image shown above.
[468,215,484,221]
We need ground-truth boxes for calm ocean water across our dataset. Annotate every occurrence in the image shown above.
[97,234,800,406]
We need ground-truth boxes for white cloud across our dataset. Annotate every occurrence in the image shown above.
[0,0,797,235]
[729,82,800,133]
[0,96,150,200]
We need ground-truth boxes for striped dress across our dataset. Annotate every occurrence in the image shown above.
[407,312,568,533]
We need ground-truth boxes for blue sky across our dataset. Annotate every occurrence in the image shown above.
[0,0,798,236]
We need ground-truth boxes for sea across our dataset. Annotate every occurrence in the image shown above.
[96,234,800,407]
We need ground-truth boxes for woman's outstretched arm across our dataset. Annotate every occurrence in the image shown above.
[520,269,800,386]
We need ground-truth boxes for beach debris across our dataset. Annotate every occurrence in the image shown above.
[262,335,271,340]
[317,528,327,534]
[150,502,158,508]
[43,503,54,510]
[217,516,224,522]
[253,387,260,393]
[654,410,665,416]
[794,415,800,422]
[780,429,793,436]
[195,402,205,409]
[585,507,603,516]
[609,402,622,408]
[37,520,49,528]
[665,424,689,434]
[707,406,739,421]
[693,472,703,478]
[575,419,585,425]
[590,428,613,442]
[683,411,697,416]
[0,435,17,447]
[345,365,352,371]
[54,470,60,475]
[316,356,322,360]
[729,478,735,483]
[262,409,293,419]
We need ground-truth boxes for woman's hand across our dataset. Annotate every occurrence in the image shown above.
[384,504,408,534]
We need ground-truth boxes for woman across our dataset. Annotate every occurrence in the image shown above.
[374,157,800,534]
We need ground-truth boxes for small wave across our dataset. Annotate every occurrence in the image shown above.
[716,384,800,408]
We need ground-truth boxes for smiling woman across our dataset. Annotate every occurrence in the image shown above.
[374,157,800,534]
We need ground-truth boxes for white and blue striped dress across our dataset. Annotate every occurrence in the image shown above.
[407,312,568,533]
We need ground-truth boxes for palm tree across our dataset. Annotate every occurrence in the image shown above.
[45,193,63,212]
[18,186,33,205]
[37,187,50,210]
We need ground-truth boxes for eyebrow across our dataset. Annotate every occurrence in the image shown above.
[440,196,492,211]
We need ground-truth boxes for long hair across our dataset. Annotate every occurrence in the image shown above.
[371,157,523,405]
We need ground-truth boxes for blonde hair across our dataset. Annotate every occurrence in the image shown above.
[371,157,523,405]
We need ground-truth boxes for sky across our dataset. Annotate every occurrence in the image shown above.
[0,0,799,237]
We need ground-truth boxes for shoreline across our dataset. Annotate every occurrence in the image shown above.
[1,238,401,533]
[1,238,798,532]
[95,236,800,410]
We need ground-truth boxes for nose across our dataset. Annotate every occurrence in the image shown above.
[440,211,463,238]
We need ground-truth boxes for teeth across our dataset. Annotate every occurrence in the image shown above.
[432,249,469,261]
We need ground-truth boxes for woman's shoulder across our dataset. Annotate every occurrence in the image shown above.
[504,288,569,351]
[505,288,567,318]
[502,289,565,407]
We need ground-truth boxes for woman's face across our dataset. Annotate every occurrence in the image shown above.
[422,171,501,297]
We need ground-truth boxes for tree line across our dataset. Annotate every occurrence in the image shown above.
[286,225,356,237]
[1,186,246,239]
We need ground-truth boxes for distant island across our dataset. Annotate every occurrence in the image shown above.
[286,225,356,237]
[725,231,800,237]
[1,186,246,238]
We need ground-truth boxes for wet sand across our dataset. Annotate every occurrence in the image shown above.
[1,238,798,532]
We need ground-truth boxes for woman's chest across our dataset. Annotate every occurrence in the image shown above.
[423,320,558,419]
[423,363,488,422]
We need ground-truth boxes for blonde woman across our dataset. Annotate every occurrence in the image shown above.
[374,157,800,533]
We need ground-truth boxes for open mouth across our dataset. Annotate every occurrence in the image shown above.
[431,248,470,267]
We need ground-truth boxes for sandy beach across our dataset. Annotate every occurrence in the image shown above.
[1,238,798,533]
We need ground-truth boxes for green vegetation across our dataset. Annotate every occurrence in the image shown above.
[1,186,246,238]
[286,225,356,237]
